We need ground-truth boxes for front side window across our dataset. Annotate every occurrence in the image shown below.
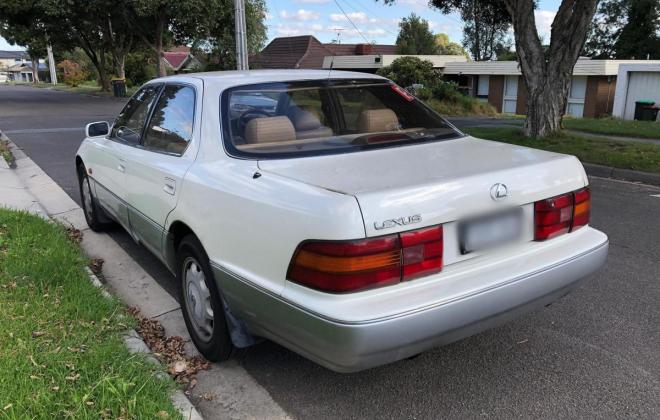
[221,79,462,159]
[110,84,161,144]
[143,85,195,155]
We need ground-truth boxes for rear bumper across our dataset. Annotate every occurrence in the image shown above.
[213,230,608,373]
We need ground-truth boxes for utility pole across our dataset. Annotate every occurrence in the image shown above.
[46,44,57,85]
[234,0,249,70]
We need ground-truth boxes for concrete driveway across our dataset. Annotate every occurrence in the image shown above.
[2,85,659,418]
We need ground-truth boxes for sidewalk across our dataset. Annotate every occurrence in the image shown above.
[0,138,290,420]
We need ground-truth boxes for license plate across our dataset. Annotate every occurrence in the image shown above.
[460,209,523,254]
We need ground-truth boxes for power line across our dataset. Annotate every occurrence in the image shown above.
[333,0,371,44]
[338,0,398,36]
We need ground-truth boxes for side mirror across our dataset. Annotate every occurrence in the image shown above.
[86,121,109,138]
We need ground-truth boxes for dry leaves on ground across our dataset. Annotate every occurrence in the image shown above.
[128,307,210,388]
[88,258,104,275]
[64,227,83,244]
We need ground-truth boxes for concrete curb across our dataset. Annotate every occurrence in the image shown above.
[583,163,660,186]
[84,269,203,420]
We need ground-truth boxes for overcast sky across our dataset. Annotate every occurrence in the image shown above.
[1,0,561,51]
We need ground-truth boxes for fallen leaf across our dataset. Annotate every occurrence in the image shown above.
[52,386,59,392]
[65,374,80,381]
[155,411,169,418]
[32,331,45,338]
[171,360,187,374]
[2,404,11,411]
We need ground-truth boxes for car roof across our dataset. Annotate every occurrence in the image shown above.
[148,69,389,90]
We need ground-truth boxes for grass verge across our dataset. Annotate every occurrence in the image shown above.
[0,209,179,418]
[18,81,137,98]
[464,127,660,174]
[0,139,14,167]
[562,117,660,139]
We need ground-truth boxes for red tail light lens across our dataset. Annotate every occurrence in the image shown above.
[288,225,443,293]
[534,187,591,241]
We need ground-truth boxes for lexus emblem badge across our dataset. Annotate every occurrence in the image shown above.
[490,183,508,201]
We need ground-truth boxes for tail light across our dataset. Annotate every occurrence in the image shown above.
[288,225,443,293]
[535,187,590,241]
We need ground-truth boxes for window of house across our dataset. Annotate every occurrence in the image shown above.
[477,75,489,97]
[110,84,161,144]
[143,85,196,155]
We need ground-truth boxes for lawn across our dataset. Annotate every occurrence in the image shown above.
[17,81,138,98]
[562,117,660,139]
[0,209,179,419]
[463,127,660,174]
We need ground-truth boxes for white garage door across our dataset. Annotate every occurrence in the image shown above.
[623,72,660,120]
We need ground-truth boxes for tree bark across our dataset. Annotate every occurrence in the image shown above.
[155,14,167,77]
[98,49,111,91]
[505,0,598,138]
[30,57,40,84]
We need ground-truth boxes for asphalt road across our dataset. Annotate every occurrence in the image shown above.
[2,85,659,418]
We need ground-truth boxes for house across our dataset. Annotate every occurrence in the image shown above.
[0,50,28,82]
[6,62,50,83]
[324,54,660,118]
[251,35,397,69]
[441,59,660,118]
[611,63,660,120]
[163,46,201,73]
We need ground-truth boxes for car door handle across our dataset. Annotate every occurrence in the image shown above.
[117,163,125,173]
[163,178,176,195]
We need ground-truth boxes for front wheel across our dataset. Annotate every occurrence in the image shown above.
[178,235,236,362]
[77,165,108,232]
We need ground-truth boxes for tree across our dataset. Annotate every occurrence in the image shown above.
[431,0,511,61]
[376,56,437,88]
[0,21,46,83]
[614,0,660,59]
[434,33,468,56]
[395,13,438,55]
[385,0,600,138]
[582,0,627,58]
[190,0,268,70]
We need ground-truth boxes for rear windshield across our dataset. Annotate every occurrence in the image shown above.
[220,79,463,159]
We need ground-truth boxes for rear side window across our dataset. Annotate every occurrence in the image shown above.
[221,79,461,159]
[111,84,161,144]
[143,85,195,155]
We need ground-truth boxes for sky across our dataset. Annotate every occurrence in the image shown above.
[1,0,562,51]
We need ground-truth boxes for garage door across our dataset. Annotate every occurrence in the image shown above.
[623,72,660,120]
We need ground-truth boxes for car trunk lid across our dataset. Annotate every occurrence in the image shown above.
[257,136,588,238]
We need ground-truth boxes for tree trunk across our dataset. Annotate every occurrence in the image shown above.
[30,58,40,84]
[155,15,167,77]
[116,54,126,80]
[505,0,598,138]
[98,51,111,92]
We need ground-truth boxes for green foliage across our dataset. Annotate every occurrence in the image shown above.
[376,56,437,88]
[124,50,158,85]
[0,209,180,418]
[614,0,660,59]
[395,13,438,55]
[583,0,659,59]
[434,33,468,56]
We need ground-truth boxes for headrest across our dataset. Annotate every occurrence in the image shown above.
[244,116,295,144]
[357,108,399,133]
[290,107,323,131]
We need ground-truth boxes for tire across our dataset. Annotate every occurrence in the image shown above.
[178,234,236,362]
[77,164,108,232]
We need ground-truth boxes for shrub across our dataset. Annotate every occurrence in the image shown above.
[376,56,438,89]
[57,60,86,87]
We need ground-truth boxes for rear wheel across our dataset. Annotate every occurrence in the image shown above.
[178,235,236,361]
[77,164,108,232]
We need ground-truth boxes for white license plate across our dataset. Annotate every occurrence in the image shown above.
[460,209,523,254]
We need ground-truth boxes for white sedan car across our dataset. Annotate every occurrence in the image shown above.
[76,70,608,372]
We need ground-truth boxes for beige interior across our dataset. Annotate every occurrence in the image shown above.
[357,108,399,133]
[289,107,333,140]
[244,116,296,144]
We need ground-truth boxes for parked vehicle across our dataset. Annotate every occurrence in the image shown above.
[76,70,608,372]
